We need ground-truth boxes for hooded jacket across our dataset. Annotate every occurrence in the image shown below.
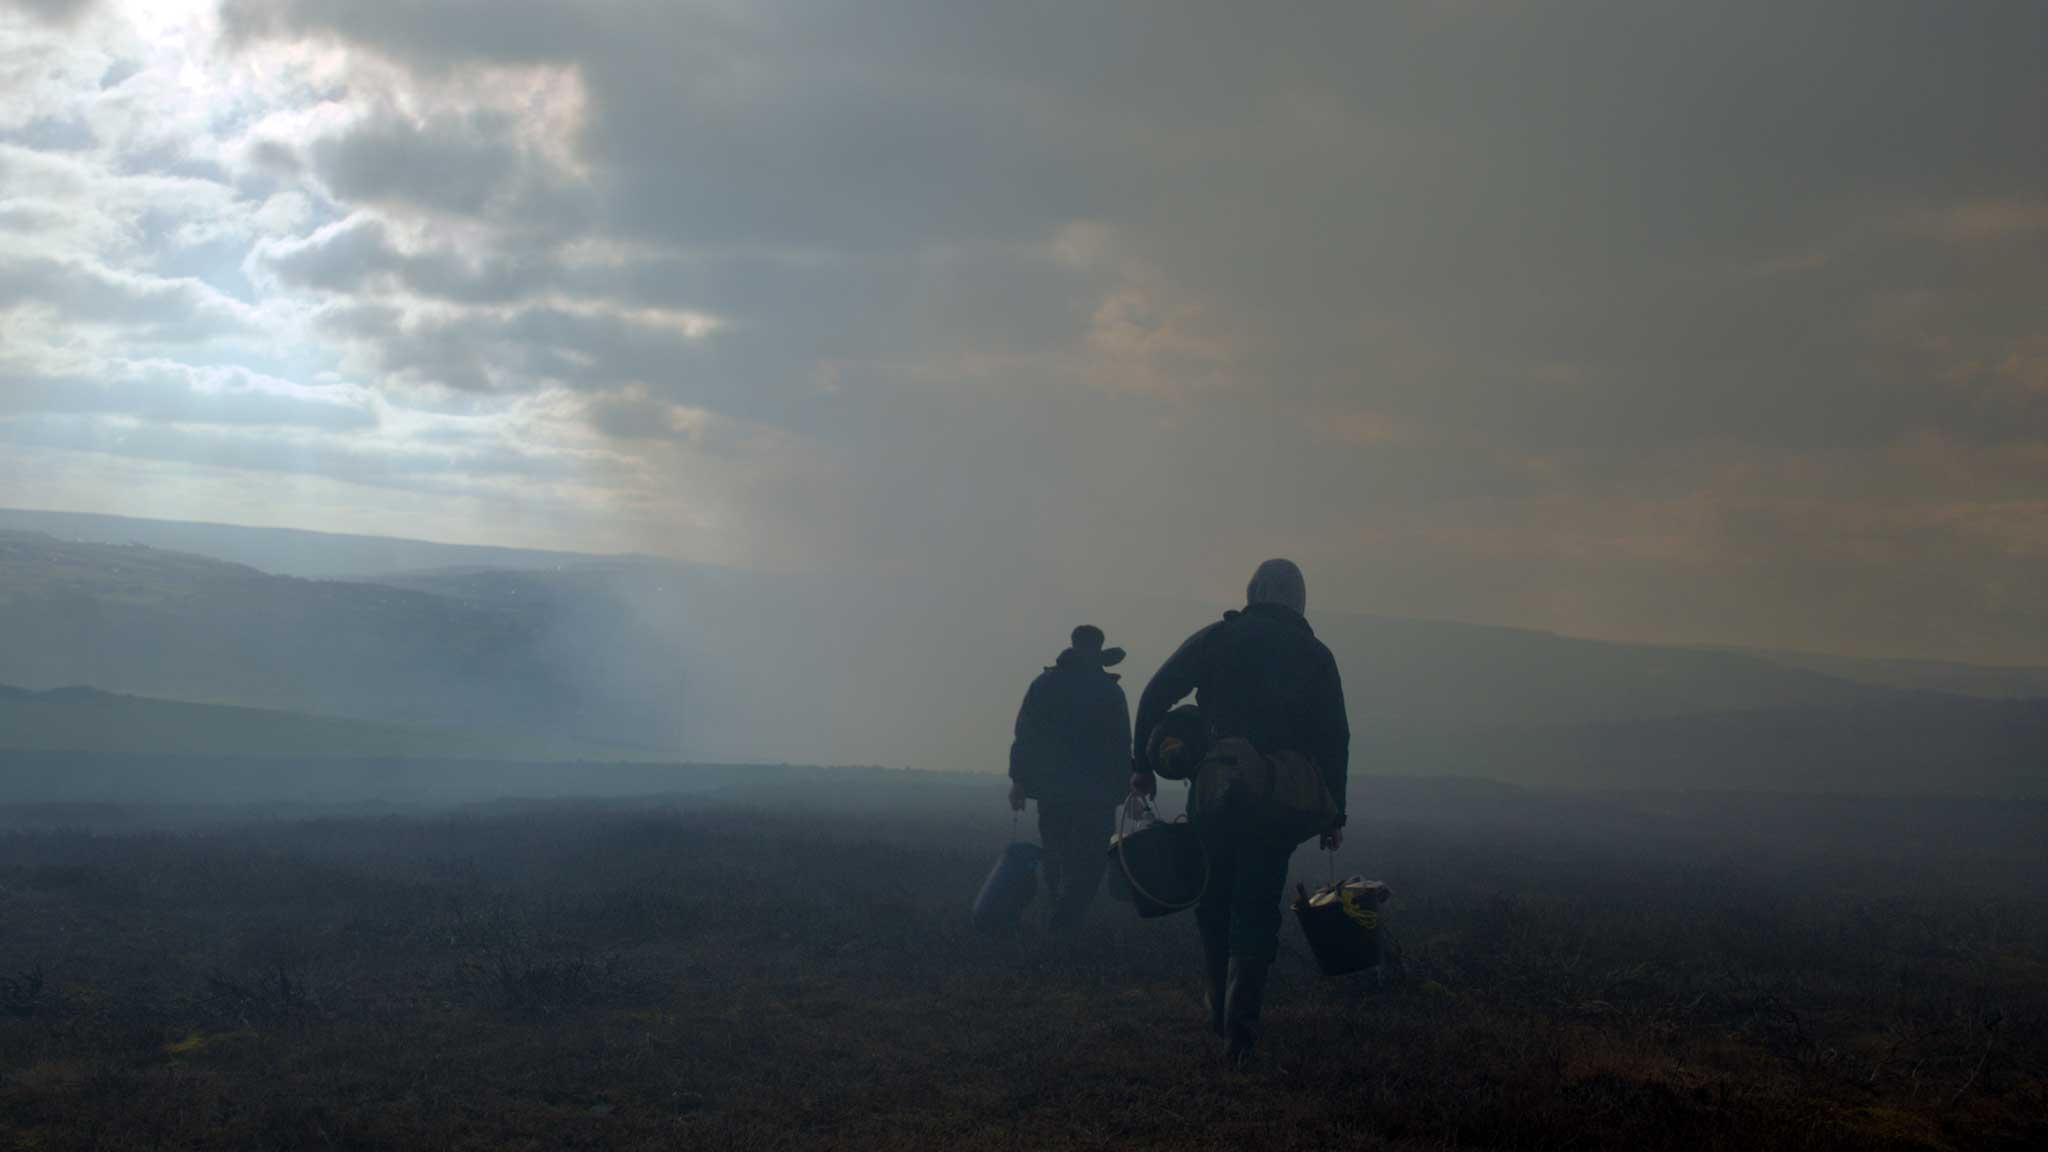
[1009,650,1132,806]
[1132,602,1351,815]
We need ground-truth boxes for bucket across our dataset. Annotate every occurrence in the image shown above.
[1293,878,1391,976]
[971,841,1041,931]
[1108,798,1207,918]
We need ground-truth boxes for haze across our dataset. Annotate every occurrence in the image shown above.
[4,7,2048,1145]
[3,0,2041,671]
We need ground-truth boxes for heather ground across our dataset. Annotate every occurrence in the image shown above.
[2,771,2042,1150]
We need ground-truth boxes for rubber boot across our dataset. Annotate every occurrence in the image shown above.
[1223,957,1270,1069]
[1201,929,1230,1037]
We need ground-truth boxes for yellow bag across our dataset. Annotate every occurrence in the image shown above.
[1190,737,1339,844]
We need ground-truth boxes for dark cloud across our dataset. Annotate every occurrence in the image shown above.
[309,108,593,229]
[245,138,300,177]
[308,108,575,222]
[3,0,95,27]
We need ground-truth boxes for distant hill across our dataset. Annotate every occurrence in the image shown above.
[1746,649,2048,701]
[376,564,1913,760]
[0,531,662,748]
[1363,697,2048,797]
[1268,609,1904,727]
[0,507,628,580]
[5,511,2045,795]
[0,684,650,762]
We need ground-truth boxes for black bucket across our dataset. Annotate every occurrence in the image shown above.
[1108,803,1206,919]
[1293,878,1391,976]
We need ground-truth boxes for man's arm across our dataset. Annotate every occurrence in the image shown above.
[1009,677,1048,784]
[1102,679,1134,794]
[1008,677,1051,811]
[1132,623,1215,765]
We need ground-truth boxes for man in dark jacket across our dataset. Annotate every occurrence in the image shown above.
[1009,625,1132,933]
[1130,559,1349,1066]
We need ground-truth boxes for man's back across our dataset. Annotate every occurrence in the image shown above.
[1135,602,1349,810]
[1012,648,1130,806]
[1128,559,1350,1067]
[1007,625,1132,933]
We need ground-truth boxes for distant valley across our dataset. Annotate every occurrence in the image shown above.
[2,509,2044,796]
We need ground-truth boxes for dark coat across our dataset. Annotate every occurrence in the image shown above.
[1132,602,1351,814]
[1009,651,1132,806]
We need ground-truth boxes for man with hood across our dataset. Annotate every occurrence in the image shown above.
[1009,625,1133,933]
[1130,559,1350,1066]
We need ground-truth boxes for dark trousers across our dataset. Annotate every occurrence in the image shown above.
[1037,800,1114,932]
[1195,830,1297,963]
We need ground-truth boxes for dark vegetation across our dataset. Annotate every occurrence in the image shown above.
[2,772,2042,1151]
[0,686,647,764]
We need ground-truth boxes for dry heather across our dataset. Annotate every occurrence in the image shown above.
[1,778,2043,1151]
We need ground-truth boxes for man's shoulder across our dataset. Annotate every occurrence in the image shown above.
[1317,639,1342,676]
[1181,615,1233,651]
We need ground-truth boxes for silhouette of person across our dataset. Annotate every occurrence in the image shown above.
[1008,625,1132,932]
[1131,559,1350,1065]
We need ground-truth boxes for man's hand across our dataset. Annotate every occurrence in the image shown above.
[1129,770,1157,798]
[1007,781,1027,812]
[1319,827,1344,851]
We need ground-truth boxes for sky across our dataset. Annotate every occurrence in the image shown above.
[1,0,2044,664]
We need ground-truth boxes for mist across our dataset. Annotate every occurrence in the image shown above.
[4,2,2048,1148]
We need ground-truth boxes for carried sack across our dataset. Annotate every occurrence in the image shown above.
[1189,736,1339,845]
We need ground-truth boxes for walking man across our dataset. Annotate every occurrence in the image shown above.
[1009,625,1132,933]
[1130,559,1350,1066]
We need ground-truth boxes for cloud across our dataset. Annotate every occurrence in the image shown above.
[307,94,589,227]
[582,388,707,442]
[1932,198,2048,242]
[308,293,719,398]
[3,0,2046,663]
[0,250,255,336]
[3,0,96,27]
[0,358,376,431]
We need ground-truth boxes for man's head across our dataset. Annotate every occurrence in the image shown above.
[1246,558,1307,615]
[1068,624,1126,667]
